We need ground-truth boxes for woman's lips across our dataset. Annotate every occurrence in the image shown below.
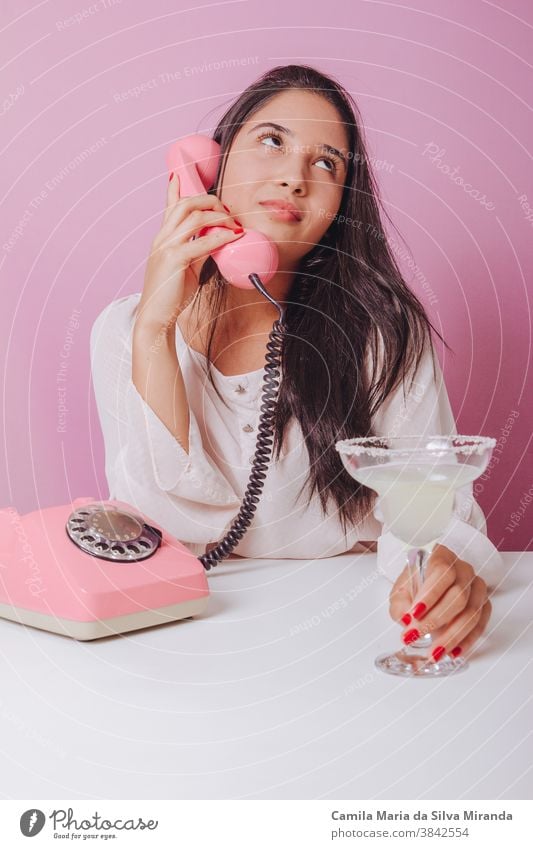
[259,202,301,222]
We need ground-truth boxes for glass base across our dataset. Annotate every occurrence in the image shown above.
[375,646,468,678]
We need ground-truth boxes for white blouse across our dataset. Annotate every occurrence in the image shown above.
[90,292,504,588]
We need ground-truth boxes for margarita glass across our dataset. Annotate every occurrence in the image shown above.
[335,435,495,678]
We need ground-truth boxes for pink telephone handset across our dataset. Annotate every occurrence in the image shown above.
[165,134,278,288]
[0,136,283,642]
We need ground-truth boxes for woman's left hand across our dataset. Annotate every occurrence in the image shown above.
[389,544,492,663]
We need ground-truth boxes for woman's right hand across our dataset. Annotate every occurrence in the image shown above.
[135,172,244,331]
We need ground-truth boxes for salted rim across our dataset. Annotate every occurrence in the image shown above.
[335,434,496,458]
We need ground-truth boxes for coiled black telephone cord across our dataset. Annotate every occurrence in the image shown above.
[198,272,288,571]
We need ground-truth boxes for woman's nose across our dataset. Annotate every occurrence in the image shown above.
[278,177,305,194]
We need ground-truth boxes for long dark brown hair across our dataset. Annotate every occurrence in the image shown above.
[194,64,449,537]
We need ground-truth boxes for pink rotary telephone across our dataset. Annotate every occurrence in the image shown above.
[0,499,208,641]
[0,135,285,641]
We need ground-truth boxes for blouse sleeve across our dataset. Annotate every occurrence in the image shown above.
[369,336,505,592]
[90,295,241,548]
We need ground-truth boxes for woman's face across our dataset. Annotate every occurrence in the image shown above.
[220,90,350,268]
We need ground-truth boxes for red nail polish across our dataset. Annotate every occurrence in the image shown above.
[168,172,173,182]
[234,218,243,226]
[401,613,412,626]
[412,602,427,620]
[451,646,462,657]
[223,203,230,212]
[403,628,420,645]
[234,227,244,233]
[432,645,446,662]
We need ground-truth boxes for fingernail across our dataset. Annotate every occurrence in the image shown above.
[223,203,230,212]
[403,628,420,645]
[400,613,412,626]
[451,646,462,657]
[234,218,243,226]
[234,227,244,233]
[432,645,446,662]
[412,602,427,620]
[168,172,173,182]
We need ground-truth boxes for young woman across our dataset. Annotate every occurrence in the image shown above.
[91,64,502,663]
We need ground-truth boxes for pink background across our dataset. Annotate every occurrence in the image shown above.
[1,0,531,551]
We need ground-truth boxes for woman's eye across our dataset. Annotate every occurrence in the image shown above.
[258,133,282,149]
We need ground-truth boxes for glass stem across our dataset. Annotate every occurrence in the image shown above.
[406,546,435,650]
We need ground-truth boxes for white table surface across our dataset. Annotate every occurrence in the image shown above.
[0,551,531,800]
